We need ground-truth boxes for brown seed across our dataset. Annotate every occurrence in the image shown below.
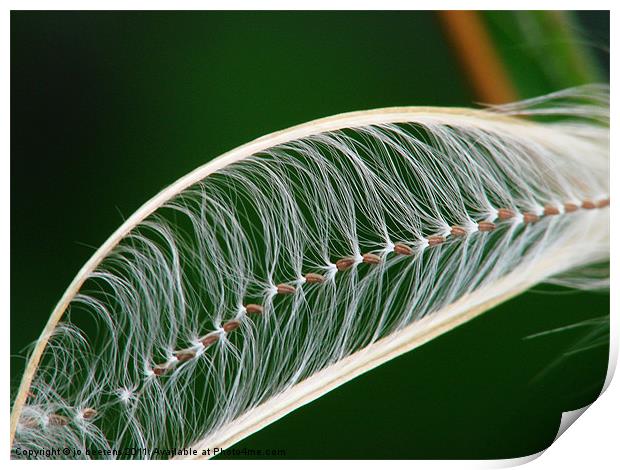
[305,273,325,284]
[82,408,97,420]
[522,212,539,224]
[276,283,296,295]
[362,253,381,264]
[497,208,515,220]
[564,203,579,213]
[48,414,69,427]
[200,333,219,347]
[582,200,596,210]
[450,226,467,237]
[20,417,38,429]
[478,221,496,232]
[26,391,35,399]
[427,235,445,247]
[336,257,356,271]
[245,304,264,315]
[393,243,413,256]
[174,349,196,362]
[597,198,610,208]
[153,364,169,376]
[543,205,560,216]
[223,320,241,333]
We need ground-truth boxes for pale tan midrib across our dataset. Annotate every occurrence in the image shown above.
[181,219,609,459]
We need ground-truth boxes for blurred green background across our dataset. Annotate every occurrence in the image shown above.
[11,11,609,459]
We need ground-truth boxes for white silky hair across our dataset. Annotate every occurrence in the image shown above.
[12,85,609,459]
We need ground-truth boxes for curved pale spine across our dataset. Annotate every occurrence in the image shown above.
[182,213,607,458]
[8,105,602,448]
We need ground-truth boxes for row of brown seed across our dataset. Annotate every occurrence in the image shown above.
[151,197,609,375]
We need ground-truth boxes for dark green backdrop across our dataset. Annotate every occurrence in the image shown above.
[11,11,609,459]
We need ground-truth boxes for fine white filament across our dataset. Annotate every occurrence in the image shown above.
[11,86,609,459]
